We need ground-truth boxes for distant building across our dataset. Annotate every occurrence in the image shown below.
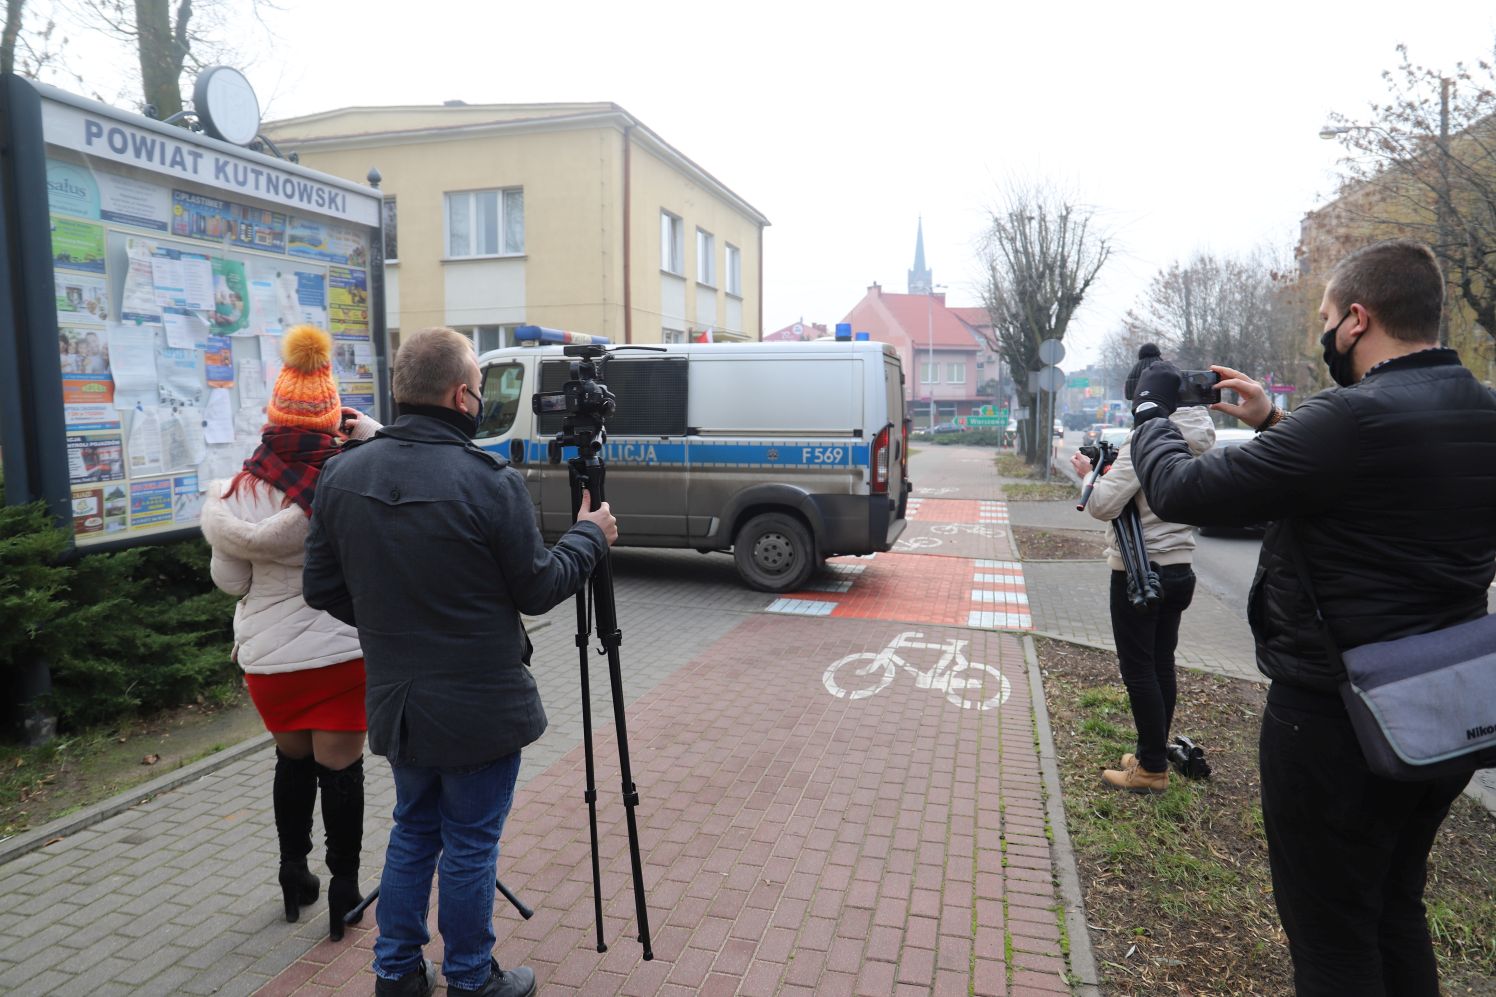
[841,283,989,425]
[262,102,769,353]
[764,319,828,342]
[908,217,932,295]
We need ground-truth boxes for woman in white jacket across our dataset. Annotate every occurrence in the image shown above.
[200,325,378,940]
[1071,344,1216,794]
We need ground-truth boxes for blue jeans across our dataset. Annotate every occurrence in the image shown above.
[372,751,522,989]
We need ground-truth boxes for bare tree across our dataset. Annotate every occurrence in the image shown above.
[1121,250,1320,416]
[980,185,1110,462]
[3,0,68,79]
[1321,41,1496,348]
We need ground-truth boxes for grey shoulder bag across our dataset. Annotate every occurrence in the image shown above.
[1285,526,1496,781]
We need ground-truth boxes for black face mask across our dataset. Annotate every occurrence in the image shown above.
[1319,310,1359,387]
[458,386,483,438]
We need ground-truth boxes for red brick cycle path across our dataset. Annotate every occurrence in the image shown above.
[257,615,1069,996]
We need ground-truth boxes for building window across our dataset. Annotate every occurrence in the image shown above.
[948,363,965,384]
[725,243,741,296]
[662,328,685,344]
[382,196,398,261]
[660,212,683,274]
[445,188,524,258]
[922,362,940,384]
[696,228,715,286]
[460,325,516,355]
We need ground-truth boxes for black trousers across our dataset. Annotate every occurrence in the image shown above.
[1261,683,1472,996]
[1108,563,1195,773]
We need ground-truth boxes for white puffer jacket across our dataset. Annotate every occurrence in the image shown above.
[201,415,377,675]
[1083,407,1216,571]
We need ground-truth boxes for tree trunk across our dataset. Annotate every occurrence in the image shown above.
[2,0,24,77]
[134,0,189,119]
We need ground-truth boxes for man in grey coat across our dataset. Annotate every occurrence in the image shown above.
[305,327,617,997]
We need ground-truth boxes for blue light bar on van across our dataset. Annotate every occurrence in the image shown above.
[513,326,611,346]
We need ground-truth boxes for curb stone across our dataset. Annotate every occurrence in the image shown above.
[0,730,274,866]
[1023,634,1103,997]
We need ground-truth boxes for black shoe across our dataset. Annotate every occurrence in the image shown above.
[317,758,365,941]
[272,749,319,922]
[375,959,437,997]
[277,862,319,923]
[451,958,537,997]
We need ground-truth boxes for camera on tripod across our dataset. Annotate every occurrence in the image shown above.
[531,346,618,424]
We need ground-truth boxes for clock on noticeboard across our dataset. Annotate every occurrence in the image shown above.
[193,66,261,147]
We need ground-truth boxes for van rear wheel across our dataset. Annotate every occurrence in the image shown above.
[734,513,815,592]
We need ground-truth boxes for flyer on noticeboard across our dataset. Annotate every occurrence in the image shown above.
[40,141,376,547]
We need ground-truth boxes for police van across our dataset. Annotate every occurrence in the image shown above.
[474,329,911,592]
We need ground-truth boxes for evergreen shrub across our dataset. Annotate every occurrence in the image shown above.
[0,485,236,732]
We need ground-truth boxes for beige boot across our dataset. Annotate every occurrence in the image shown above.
[1102,759,1168,794]
[1119,753,1137,770]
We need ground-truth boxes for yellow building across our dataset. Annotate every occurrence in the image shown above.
[262,102,768,351]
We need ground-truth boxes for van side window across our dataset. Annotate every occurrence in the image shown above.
[537,357,688,437]
[477,363,524,437]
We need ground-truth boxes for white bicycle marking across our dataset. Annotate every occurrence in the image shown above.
[895,535,944,550]
[823,631,1012,711]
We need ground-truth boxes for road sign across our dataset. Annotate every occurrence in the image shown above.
[1038,338,1066,365]
[1067,376,1089,388]
[965,416,1002,427]
[1037,365,1065,392]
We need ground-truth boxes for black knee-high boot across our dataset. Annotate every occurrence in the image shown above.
[272,749,320,922]
[317,757,365,941]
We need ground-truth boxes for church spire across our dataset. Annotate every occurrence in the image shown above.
[908,216,933,295]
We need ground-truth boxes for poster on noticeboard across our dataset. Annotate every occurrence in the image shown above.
[0,77,386,551]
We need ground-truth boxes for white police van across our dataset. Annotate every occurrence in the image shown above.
[475,328,911,592]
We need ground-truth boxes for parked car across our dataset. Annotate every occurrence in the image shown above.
[1081,422,1110,448]
[1199,428,1269,537]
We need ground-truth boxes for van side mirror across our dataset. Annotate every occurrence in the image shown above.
[509,439,525,465]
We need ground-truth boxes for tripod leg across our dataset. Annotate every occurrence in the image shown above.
[590,557,654,960]
[346,879,533,924]
[569,458,609,953]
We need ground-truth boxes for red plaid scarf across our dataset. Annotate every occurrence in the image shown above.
[239,427,342,514]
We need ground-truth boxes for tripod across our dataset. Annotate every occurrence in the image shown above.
[561,419,654,959]
[1076,441,1160,612]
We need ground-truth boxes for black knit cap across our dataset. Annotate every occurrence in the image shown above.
[1124,343,1162,401]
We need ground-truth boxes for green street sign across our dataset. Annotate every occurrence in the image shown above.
[1067,377,1089,388]
[965,416,1002,427]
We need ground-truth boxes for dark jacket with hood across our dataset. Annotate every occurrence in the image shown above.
[303,410,607,767]
[1131,349,1496,694]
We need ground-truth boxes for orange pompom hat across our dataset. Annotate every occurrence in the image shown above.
[266,325,341,432]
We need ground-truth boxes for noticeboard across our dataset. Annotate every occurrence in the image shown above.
[0,76,388,550]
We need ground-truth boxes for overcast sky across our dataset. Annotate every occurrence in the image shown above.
[43,0,1496,366]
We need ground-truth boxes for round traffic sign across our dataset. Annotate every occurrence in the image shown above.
[1037,365,1066,392]
[1038,338,1066,365]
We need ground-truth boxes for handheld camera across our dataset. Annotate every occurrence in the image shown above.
[1176,369,1223,407]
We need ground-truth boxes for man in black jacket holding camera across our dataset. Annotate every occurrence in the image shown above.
[1127,240,1496,996]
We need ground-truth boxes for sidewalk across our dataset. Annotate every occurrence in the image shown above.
[0,444,1088,996]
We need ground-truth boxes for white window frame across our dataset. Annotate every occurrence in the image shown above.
[725,243,741,296]
[696,228,716,287]
[660,211,683,275]
[921,362,940,384]
[947,362,966,384]
[444,188,524,259]
[662,328,686,344]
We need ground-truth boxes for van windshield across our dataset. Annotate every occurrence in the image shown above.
[477,363,524,437]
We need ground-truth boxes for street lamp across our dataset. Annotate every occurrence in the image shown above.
[1319,76,1452,346]
[926,283,947,430]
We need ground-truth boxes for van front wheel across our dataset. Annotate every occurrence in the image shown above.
[734,513,815,592]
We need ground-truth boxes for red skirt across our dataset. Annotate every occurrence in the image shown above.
[245,658,367,732]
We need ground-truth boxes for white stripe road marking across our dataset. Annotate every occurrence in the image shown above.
[976,559,1022,569]
[972,590,1031,605]
[804,579,854,593]
[766,598,836,616]
[974,573,1024,585]
[968,611,1034,629]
